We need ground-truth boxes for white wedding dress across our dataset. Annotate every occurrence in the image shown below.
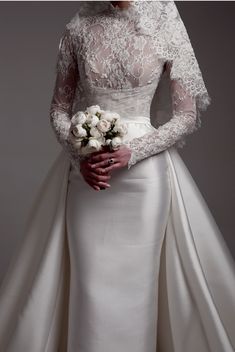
[0,2,235,352]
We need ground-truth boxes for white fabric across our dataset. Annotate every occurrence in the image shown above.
[49,1,210,171]
[66,124,171,351]
[0,147,235,351]
[1,1,235,351]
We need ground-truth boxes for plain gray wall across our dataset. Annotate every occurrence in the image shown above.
[0,1,234,283]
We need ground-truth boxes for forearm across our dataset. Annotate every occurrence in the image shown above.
[126,110,197,168]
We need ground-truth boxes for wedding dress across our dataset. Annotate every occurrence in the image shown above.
[0,1,235,351]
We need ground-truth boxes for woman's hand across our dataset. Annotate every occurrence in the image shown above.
[80,158,111,191]
[88,145,132,174]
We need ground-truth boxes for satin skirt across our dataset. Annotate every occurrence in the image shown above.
[66,151,171,351]
[0,147,235,352]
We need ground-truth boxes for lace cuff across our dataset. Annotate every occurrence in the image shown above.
[50,108,71,145]
[126,110,196,169]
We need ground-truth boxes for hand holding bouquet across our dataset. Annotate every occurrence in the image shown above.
[68,105,131,191]
[69,105,128,156]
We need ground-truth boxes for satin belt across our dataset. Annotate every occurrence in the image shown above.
[120,115,152,125]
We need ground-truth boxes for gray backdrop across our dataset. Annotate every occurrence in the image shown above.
[0,1,235,283]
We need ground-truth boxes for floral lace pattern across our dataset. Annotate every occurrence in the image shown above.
[126,61,198,168]
[49,1,211,170]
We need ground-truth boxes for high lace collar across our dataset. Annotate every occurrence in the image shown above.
[108,1,137,18]
[109,1,134,10]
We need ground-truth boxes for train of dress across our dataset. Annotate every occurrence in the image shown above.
[0,147,234,352]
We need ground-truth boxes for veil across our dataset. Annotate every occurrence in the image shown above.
[72,1,211,138]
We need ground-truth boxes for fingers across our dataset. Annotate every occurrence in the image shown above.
[88,148,129,170]
[89,151,117,163]
[89,172,111,182]
[90,158,116,169]
[87,180,100,191]
[80,160,94,171]
[83,176,100,191]
[80,166,111,181]
[80,168,111,190]
[85,176,111,190]
[81,160,111,175]
[95,167,111,176]
[79,146,129,190]
[81,172,111,189]
[101,163,122,173]
[80,158,112,191]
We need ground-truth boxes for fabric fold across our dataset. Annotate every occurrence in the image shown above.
[157,148,235,352]
[0,151,71,351]
[0,148,234,351]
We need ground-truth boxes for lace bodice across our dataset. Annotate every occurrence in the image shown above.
[49,1,210,170]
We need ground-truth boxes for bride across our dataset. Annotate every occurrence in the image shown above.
[0,1,235,351]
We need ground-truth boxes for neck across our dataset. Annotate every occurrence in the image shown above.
[110,1,131,9]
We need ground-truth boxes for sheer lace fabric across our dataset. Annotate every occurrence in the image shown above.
[126,62,197,167]
[49,1,210,170]
[49,30,82,170]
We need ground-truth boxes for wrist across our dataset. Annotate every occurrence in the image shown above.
[123,142,136,169]
[127,151,137,169]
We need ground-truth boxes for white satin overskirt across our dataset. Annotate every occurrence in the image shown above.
[0,146,235,351]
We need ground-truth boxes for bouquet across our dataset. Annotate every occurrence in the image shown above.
[69,105,128,155]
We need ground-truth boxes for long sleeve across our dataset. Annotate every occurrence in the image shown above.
[126,62,198,168]
[49,28,81,168]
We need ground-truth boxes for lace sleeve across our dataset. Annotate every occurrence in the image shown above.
[126,61,197,168]
[49,28,81,169]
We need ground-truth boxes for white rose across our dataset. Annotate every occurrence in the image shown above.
[105,139,112,146]
[71,111,87,125]
[111,136,122,149]
[90,127,102,138]
[100,111,120,122]
[86,105,101,115]
[85,113,92,124]
[71,124,87,138]
[113,121,128,136]
[97,119,111,133]
[90,114,100,127]
[87,138,102,151]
